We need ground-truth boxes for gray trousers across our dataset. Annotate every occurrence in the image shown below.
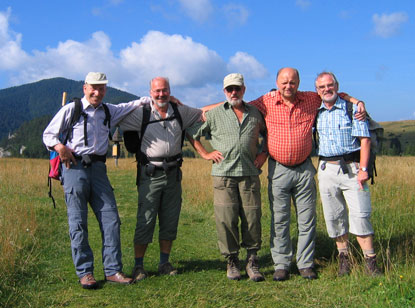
[62,160,122,278]
[268,158,316,270]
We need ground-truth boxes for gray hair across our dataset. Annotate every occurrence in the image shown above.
[150,77,170,89]
[315,72,339,87]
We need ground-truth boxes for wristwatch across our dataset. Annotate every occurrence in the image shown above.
[359,167,368,172]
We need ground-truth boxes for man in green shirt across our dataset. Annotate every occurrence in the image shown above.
[188,73,268,282]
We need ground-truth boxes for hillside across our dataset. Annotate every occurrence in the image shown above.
[0,77,139,141]
[379,120,415,155]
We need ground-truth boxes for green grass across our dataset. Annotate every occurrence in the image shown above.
[1,157,415,307]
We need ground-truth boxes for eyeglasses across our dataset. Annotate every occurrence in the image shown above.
[225,86,242,93]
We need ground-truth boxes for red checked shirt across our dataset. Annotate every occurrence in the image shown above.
[250,90,321,166]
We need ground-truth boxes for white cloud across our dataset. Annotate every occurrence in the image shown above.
[0,8,268,106]
[373,12,408,38]
[119,31,226,91]
[177,0,214,23]
[0,8,29,70]
[296,0,311,10]
[222,4,249,25]
[227,52,268,79]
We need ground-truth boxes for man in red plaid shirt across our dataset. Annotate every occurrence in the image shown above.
[250,67,365,281]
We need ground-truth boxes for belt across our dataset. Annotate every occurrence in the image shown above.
[73,154,107,163]
[319,152,359,174]
[270,157,308,169]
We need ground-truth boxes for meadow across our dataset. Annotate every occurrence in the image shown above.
[0,156,414,308]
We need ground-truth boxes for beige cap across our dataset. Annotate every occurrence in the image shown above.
[85,72,108,84]
[223,73,244,89]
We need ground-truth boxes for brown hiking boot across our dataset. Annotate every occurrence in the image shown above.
[226,255,241,280]
[365,255,382,276]
[131,265,148,282]
[158,262,178,276]
[338,252,351,276]
[79,273,98,289]
[246,255,265,282]
[299,267,317,280]
[273,269,289,281]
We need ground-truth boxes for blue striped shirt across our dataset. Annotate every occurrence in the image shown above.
[316,97,370,157]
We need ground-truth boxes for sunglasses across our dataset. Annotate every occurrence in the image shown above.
[225,86,242,93]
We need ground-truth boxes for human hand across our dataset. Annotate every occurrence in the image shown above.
[202,150,224,164]
[355,101,367,121]
[55,143,76,169]
[357,169,369,190]
[254,152,268,169]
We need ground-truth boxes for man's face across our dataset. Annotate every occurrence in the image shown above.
[315,74,339,104]
[83,83,106,107]
[150,78,170,108]
[276,69,299,100]
[224,85,245,106]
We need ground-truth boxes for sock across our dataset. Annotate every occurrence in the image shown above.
[160,252,170,265]
[338,248,349,255]
[247,250,257,258]
[363,249,376,258]
[135,257,144,267]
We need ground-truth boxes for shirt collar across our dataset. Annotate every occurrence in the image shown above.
[318,95,344,111]
[274,90,303,106]
[81,97,103,110]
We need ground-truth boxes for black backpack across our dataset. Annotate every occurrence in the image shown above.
[313,101,384,184]
[123,102,184,185]
[48,98,111,207]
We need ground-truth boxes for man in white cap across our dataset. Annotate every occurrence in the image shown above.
[188,73,268,281]
[43,72,151,289]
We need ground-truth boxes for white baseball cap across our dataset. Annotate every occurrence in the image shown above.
[223,73,244,89]
[85,72,108,84]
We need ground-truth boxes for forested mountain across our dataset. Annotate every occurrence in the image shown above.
[0,77,139,141]
[0,77,139,158]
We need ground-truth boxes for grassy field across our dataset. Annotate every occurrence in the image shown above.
[1,156,415,308]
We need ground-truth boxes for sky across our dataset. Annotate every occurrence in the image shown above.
[0,0,414,122]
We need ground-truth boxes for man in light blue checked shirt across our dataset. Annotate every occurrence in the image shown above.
[315,72,381,277]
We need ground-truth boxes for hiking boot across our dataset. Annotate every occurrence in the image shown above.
[131,265,148,282]
[79,273,98,289]
[105,272,133,285]
[299,267,317,280]
[365,255,382,276]
[246,255,265,282]
[338,252,351,276]
[158,262,178,276]
[273,269,289,281]
[226,255,241,280]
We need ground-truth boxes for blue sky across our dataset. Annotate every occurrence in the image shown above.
[0,0,414,121]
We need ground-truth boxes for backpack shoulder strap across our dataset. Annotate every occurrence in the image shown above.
[170,102,185,148]
[63,98,83,145]
[140,103,152,140]
[345,101,353,122]
[102,103,111,129]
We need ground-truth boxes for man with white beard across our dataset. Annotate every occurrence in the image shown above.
[119,77,202,282]
[188,73,268,282]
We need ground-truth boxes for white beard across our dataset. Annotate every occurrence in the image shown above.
[229,98,242,106]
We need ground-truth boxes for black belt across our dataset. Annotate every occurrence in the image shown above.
[319,151,359,174]
[143,153,183,164]
[73,154,107,163]
[270,157,308,169]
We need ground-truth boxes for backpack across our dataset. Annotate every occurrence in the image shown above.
[48,98,111,208]
[313,101,384,184]
[123,102,184,185]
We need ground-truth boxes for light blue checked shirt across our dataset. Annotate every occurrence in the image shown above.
[316,96,370,157]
